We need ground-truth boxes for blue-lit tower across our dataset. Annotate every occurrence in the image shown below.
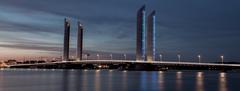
[136,5,146,61]
[147,11,156,61]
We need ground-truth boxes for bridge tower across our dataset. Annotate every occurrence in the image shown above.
[147,11,156,62]
[76,21,84,61]
[63,18,71,61]
[136,5,146,61]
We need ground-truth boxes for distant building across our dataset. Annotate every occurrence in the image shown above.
[5,59,17,65]
[0,62,8,68]
[76,21,84,61]
[136,5,146,61]
[147,11,156,61]
[63,18,70,61]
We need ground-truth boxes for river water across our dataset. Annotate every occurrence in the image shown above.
[0,69,239,91]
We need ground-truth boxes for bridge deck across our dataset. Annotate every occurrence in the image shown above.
[9,60,240,67]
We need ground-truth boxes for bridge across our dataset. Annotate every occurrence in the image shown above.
[9,60,240,71]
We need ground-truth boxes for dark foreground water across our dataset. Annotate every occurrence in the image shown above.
[0,69,240,91]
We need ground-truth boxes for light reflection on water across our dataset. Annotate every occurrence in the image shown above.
[107,70,113,91]
[122,70,128,91]
[82,70,88,91]
[158,71,164,91]
[196,72,204,91]
[176,71,182,91]
[140,71,147,91]
[94,70,101,91]
[219,72,227,91]
[0,69,239,91]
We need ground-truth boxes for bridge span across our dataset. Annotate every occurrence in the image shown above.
[9,60,240,71]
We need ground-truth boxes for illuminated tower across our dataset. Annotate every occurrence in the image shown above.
[147,11,156,62]
[136,5,146,61]
[76,21,83,61]
[63,18,70,61]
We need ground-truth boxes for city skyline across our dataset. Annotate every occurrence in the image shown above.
[0,0,240,62]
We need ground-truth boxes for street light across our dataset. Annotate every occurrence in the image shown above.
[97,54,100,60]
[110,54,113,60]
[198,55,201,63]
[159,54,162,62]
[124,54,127,60]
[85,54,88,60]
[177,54,181,63]
[221,55,224,64]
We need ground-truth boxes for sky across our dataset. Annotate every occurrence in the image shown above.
[0,0,240,62]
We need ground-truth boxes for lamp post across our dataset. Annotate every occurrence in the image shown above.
[177,54,181,63]
[124,54,127,60]
[110,54,113,60]
[97,54,100,60]
[221,55,224,64]
[85,54,88,60]
[198,55,201,63]
[159,54,162,62]
[71,56,74,60]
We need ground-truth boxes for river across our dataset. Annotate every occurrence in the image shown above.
[0,69,239,91]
